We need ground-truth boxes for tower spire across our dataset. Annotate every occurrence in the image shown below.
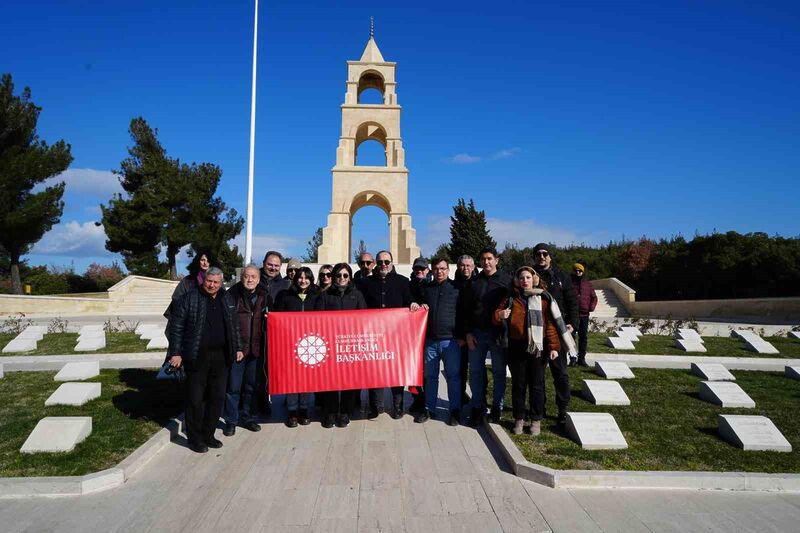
[370,16,374,38]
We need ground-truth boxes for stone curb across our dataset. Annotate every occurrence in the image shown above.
[0,418,180,499]
[585,353,800,371]
[1,353,164,372]
[484,421,800,491]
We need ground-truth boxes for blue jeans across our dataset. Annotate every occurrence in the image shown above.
[468,329,506,410]
[287,393,312,412]
[223,355,257,425]
[424,338,462,413]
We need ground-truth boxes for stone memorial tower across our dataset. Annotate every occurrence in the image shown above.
[317,27,420,264]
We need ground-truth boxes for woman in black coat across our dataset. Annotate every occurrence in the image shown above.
[274,266,320,427]
[315,262,367,428]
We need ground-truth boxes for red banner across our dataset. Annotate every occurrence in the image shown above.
[267,308,428,394]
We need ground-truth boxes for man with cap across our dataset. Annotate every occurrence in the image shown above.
[532,242,578,425]
[285,258,302,281]
[571,263,597,367]
[407,257,430,415]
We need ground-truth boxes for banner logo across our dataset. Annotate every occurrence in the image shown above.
[294,333,329,367]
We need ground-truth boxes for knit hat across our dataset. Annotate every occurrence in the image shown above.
[412,257,428,270]
[286,258,302,270]
[532,243,549,254]
[573,263,585,273]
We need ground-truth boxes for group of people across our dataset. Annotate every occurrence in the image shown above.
[165,244,597,454]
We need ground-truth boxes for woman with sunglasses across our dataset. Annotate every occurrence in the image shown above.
[315,262,367,428]
[318,264,334,292]
[274,266,320,427]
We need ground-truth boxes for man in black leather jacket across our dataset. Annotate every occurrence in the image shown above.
[168,267,244,453]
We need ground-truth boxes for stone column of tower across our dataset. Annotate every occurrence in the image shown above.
[317,35,420,264]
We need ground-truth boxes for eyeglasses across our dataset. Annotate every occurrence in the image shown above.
[574,269,583,273]
[286,268,297,273]
[413,267,427,272]
[535,251,549,257]
[335,273,350,279]
[377,260,391,266]
[321,272,332,278]
[358,260,373,266]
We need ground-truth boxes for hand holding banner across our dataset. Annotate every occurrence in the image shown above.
[267,308,428,395]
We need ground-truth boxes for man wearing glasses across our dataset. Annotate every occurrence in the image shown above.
[532,243,578,426]
[359,250,421,419]
[354,252,375,282]
[257,250,291,414]
[285,258,302,281]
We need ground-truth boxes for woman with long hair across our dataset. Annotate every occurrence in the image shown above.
[274,266,320,427]
[315,263,367,428]
[318,264,333,292]
[165,250,218,322]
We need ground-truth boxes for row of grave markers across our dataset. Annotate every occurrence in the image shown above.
[1,323,170,353]
[606,327,790,354]
[563,360,794,452]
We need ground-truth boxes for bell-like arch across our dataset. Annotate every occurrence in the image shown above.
[354,122,388,166]
[357,70,385,104]
[348,191,392,257]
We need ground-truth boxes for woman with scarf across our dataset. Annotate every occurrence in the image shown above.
[274,266,320,427]
[494,266,576,435]
[315,263,366,428]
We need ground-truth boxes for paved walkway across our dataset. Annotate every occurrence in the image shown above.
[2,385,800,532]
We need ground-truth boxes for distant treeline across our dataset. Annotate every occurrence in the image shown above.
[499,232,800,301]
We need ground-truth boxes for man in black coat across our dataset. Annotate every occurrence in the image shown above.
[454,254,477,407]
[532,242,578,425]
[256,250,291,413]
[168,267,244,454]
[359,250,420,419]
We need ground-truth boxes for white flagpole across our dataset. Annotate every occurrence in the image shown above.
[244,0,259,265]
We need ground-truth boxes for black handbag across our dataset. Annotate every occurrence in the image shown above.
[157,360,186,383]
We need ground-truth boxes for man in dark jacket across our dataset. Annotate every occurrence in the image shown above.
[532,243,578,425]
[416,258,464,426]
[570,263,597,367]
[256,250,291,413]
[222,264,266,436]
[462,247,513,426]
[407,256,430,415]
[454,254,477,407]
[167,267,244,454]
[360,250,420,419]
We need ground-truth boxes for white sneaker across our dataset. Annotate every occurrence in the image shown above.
[513,419,524,435]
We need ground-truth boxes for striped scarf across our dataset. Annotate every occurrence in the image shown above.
[526,289,578,357]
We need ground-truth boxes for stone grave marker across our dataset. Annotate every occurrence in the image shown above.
[582,380,631,405]
[20,417,92,454]
[146,334,169,350]
[565,412,628,450]
[785,366,800,380]
[734,330,779,354]
[78,325,104,336]
[595,361,635,379]
[135,323,160,335]
[699,381,755,409]
[620,326,643,337]
[676,328,703,343]
[675,339,707,352]
[788,331,800,340]
[139,327,163,340]
[614,329,640,342]
[718,415,792,452]
[691,363,735,381]
[0,363,4,379]
[75,333,106,351]
[18,326,46,341]
[45,382,102,406]
[606,336,636,350]
[2,336,37,353]
[54,361,100,381]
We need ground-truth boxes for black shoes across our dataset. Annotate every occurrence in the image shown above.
[489,406,501,423]
[577,357,589,367]
[189,441,208,454]
[367,406,380,420]
[207,437,223,449]
[413,409,431,424]
[223,423,236,437]
[557,412,567,427]
[242,421,261,432]
[470,408,485,427]
[448,410,460,427]
[409,396,425,416]
[568,356,578,367]
[298,409,311,426]
[390,408,403,420]
[286,411,299,428]
[336,414,350,428]
[322,414,335,429]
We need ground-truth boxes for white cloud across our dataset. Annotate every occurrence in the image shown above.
[44,168,122,197]
[31,221,110,256]
[487,217,581,249]
[231,233,302,262]
[490,147,521,160]
[447,153,482,164]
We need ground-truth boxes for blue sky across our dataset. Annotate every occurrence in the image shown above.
[2,1,799,272]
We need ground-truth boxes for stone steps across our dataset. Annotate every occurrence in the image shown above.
[593,289,629,317]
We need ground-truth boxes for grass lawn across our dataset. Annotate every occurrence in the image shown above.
[489,366,800,473]
[587,333,800,358]
[0,369,182,477]
[0,332,164,356]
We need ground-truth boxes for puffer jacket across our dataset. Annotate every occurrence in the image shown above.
[315,283,367,311]
[228,282,267,358]
[167,286,243,367]
[571,276,598,316]
[418,279,463,340]
[492,288,561,352]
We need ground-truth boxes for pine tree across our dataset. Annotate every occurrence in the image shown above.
[0,73,73,293]
[447,198,495,260]
[302,227,323,262]
[353,239,368,262]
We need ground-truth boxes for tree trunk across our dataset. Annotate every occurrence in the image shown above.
[167,248,178,280]
[10,262,22,295]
